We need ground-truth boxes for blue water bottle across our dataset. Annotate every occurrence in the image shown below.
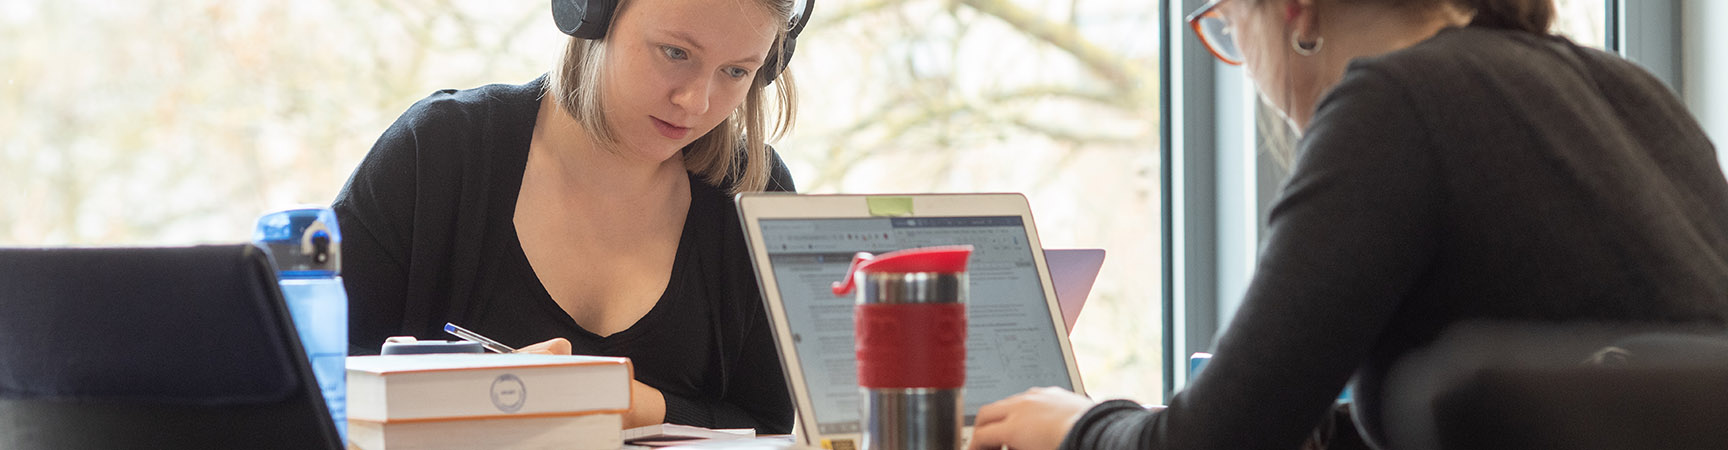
[253,207,348,441]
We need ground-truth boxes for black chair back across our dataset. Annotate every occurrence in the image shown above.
[1380,321,1728,450]
[0,244,342,450]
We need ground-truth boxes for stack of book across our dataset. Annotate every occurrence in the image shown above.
[346,353,632,450]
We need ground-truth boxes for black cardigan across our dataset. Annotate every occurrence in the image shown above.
[333,76,796,432]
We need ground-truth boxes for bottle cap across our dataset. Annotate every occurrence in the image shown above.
[253,207,342,277]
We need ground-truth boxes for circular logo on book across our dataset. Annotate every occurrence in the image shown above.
[490,373,527,413]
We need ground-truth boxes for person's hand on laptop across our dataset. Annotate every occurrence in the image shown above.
[969,387,1100,450]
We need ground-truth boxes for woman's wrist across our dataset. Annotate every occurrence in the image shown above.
[1058,399,1150,450]
[625,379,667,428]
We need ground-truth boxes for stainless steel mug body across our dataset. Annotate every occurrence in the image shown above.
[857,271,966,450]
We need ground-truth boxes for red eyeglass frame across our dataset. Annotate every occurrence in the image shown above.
[1185,0,1244,66]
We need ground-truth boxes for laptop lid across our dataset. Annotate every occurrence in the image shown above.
[1044,248,1106,334]
[736,193,1086,450]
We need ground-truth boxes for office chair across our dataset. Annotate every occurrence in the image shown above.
[1378,321,1728,450]
[0,245,343,450]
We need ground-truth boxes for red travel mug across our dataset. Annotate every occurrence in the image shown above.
[832,245,971,450]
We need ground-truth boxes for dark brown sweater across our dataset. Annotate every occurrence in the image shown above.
[1064,26,1728,450]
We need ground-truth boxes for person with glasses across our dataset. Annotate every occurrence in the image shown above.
[334,0,811,432]
[970,0,1728,449]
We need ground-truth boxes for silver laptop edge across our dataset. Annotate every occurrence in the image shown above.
[736,193,1087,450]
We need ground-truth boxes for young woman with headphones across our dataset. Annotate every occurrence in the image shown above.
[334,0,813,432]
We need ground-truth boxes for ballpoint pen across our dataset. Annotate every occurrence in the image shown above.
[443,322,518,353]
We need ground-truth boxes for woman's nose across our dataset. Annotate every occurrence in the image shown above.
[670,74,712,116]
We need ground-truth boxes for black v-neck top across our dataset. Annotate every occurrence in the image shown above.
[332,75,796,432]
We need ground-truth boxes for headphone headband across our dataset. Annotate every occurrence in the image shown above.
[550,0,812,83]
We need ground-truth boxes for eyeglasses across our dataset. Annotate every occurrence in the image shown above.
[1186,0,1244,65]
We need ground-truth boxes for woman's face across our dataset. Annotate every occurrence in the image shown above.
[601,0,779,162]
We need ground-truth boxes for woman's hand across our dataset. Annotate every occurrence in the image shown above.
[511,337,666,428]
[967,387,1097,450]
[625,379,667,428]
[514,337,573,355]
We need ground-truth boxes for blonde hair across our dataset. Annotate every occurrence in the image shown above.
[545,0,800,194]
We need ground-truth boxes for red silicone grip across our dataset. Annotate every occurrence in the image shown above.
[855,303,967,389]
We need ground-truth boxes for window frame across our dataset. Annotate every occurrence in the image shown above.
[1615,0,1682,91]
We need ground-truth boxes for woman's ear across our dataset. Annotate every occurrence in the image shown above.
[1285,0,1322,40]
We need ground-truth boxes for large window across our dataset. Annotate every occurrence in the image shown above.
[1,1,563,244]
[1,0,1168,401]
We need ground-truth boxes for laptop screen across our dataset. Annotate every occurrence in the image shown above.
[759,216,1076,434]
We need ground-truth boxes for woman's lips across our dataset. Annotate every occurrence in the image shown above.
[652,117,690,140]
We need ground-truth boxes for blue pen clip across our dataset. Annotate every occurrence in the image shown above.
[443,322,517,353]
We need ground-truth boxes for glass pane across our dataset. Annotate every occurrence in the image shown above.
[0,1,562,244]
[2,0,1165,401]
[785,0,1164,401]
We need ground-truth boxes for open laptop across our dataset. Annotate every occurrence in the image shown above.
[735,193,1087,450]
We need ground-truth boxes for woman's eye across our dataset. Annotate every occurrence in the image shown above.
[726,67,751,79]
[660,46,688,60]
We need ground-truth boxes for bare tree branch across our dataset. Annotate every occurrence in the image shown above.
[806,83,1137,191]
[811,0,904,30]
[957,0,1152,99]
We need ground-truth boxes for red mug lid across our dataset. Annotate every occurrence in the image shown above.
[830,245,973,296]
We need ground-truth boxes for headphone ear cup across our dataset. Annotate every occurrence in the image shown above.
[762,37,796,84]
[551,0,615,40]
[762,0,812,86]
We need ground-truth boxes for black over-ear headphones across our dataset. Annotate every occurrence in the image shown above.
[550,0,813,83]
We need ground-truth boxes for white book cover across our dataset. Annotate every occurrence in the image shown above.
[347,354,632,422]
[348,412,623,450]
[623,423,756,446]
